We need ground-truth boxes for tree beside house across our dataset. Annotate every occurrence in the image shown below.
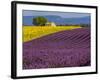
[33,16,56,27]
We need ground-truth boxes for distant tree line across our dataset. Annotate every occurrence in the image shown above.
[57,24,90,27]
[79,24,90,27]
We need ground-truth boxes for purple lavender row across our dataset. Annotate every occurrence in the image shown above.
[23,28,91,69]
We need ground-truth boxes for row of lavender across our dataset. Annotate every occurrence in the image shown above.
[23,28,91,69]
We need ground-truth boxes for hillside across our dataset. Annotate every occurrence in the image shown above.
[23,15,90,26]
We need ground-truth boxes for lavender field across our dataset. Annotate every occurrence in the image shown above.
[23,28,91,69]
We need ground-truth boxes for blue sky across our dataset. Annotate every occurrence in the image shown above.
[23,10,90,18]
